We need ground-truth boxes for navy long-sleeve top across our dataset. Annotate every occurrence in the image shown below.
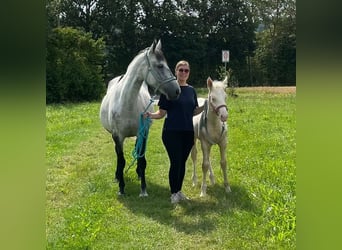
[158,85,199,131]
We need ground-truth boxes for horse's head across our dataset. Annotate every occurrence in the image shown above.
[144,40,180,100]
[207,76,228,122]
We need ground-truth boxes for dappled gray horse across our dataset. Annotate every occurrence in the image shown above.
[191,77,231,196]
[100,40,180,196]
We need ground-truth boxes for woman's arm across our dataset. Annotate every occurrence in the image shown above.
[145,109,167,119]
[193,105,204,116]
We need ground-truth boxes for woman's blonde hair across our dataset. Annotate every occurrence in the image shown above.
[175,60,190,73]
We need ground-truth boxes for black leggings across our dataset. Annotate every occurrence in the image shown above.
[162,130,194,194]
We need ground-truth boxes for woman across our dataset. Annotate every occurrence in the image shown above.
[145,60,203,204]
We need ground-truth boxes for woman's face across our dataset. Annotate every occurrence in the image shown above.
[175,64,190,82]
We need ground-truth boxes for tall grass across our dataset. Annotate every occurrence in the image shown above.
[46,89,296,249]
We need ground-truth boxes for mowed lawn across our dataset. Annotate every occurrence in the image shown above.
[46,87,296,249]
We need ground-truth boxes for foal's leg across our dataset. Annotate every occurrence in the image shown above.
[113,135,126,195]
[136,138,148,197]
[190,139,198,187]
[219,140,231,193]
[200,142,211,197]
[208,158,215,185]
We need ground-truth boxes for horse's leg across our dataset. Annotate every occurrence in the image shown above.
[112,135,126,195]
[136,138,148,197]
[137,156,148,197]
[200,142,211,197]
[190,139,198,187]
[219,140,231,193]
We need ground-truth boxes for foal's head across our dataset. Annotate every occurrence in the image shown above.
[207,77,228,122]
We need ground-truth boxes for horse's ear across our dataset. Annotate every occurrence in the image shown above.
[156,39,162,51]
[207,77,213,89]
[150,39,157,52]
[150,39,161,52]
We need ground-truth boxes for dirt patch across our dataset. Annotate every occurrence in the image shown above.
[237,86,296,94]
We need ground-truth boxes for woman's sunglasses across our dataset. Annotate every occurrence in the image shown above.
[178,68,189,73]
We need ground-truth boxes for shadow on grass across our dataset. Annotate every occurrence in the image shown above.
[117,177,260,235]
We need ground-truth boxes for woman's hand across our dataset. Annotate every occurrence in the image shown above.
[143,112,151,119]
[144,109,167,119]
[193,105,204,116]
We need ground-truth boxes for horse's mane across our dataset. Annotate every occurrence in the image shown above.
[123,45,167,80]
[137,48,149,55]
[136,46,165,61]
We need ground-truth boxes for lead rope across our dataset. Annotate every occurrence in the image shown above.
[125,96,156,173]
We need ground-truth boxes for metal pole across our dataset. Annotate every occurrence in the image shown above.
[225,61,227,76]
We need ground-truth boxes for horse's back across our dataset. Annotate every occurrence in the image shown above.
[100,77,153,136]
[193,113,201,140]
[100,76,122,133]
[197,97,206,107]
[99,93,112,133]
[106,75,122,93]
[193,97,206,140]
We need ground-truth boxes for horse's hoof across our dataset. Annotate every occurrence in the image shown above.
[139,190,148,197]
[118,191,125,196]
[225,186,231,193]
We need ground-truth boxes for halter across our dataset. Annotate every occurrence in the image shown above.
[144,48,176,94]
[209,95,228,115]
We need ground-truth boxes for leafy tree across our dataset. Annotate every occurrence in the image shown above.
[45,0,295,101]
[199,0,256,85]
[135,0,256,86]
[249,0,296,85]
[46,27,106,103]
[88,0,145,81]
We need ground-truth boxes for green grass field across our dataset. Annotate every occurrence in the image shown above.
[46,88,296,249]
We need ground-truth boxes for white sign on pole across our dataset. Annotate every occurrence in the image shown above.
[222,50,229,62]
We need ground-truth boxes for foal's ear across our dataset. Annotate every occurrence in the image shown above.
[207,77,213,89]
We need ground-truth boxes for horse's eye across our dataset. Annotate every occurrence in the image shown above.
[157,64,164,69]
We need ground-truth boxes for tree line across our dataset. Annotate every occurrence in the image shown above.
[46,0,296,103]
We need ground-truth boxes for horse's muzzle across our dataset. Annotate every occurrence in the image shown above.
[164,82,181,100]
[220,114,228,122]
[218,107,228,122]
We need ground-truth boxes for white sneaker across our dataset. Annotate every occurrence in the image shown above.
[170,193,180,204]
[177,191,190,201]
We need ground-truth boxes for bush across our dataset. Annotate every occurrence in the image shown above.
[46,27,106,103]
